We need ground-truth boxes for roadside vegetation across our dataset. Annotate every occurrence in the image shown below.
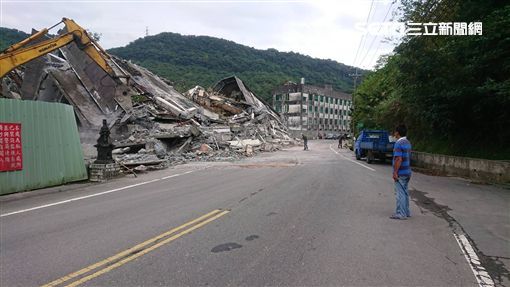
[353,1,510,159]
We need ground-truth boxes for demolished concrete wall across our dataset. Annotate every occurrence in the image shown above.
[1,27,296,175]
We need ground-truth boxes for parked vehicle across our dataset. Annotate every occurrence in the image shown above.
[354,130,394,163]
[325,133,339,140]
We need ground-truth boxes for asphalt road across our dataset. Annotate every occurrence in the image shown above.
[1,140,508,286]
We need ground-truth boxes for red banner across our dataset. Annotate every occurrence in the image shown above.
[0,123,22,172]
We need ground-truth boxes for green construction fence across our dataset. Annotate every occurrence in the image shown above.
[0,98,88,195]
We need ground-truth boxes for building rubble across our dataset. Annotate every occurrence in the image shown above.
[1,32,295,173]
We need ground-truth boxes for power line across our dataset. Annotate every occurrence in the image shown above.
[358,0,395,68]
[367,38,384,69]
[351,0,376,116]
[352,0,376,67]
[350,0,377,131]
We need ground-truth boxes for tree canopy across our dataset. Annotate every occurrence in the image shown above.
[353,1,510,159]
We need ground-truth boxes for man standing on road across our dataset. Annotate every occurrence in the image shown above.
[390,124,412,220]
[302,134,308,151]
[338,134,344,149]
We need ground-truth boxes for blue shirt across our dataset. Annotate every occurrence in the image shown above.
[393,137,412,176]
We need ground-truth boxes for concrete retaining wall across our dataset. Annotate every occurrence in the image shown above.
[411,151,510,184]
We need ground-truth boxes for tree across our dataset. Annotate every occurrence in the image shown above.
[354,1,510,159]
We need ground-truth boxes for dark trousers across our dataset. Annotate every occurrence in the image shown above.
[304,141,308,150]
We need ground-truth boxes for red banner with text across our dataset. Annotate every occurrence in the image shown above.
[0,123,22,172]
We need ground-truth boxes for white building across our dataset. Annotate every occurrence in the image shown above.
[272,79,352,138]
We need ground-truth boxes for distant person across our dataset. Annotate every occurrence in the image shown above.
[390,124,412,220]
[302,134,308,151]
[338,134,344,149]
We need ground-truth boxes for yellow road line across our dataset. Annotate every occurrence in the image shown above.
[65,210,230,287]
[41,209,225,287]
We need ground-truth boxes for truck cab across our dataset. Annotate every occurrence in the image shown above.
[354,130,394,164]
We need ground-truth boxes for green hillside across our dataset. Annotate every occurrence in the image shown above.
[109,33,359,101]
[0,27,30,51]
[0,27,360,101]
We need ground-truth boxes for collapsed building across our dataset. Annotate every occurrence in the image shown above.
[1,21,295,173]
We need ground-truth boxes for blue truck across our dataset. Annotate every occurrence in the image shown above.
[354,130,395,164]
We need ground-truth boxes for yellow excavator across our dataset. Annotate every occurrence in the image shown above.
[0,18,115,78]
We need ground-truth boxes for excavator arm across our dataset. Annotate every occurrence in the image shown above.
[0,18,114,78]
[0,33,75,77]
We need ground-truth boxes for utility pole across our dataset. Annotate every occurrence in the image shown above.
[145,26,149,37]
[349,68,361,103]
[349,68,361,134]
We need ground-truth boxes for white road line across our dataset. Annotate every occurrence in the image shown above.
[454,233,495,287]
[332,145,491,286]
[0,170,196,218]
[161,170,193,180]
[162,174,179,179]
[329,145,376,172]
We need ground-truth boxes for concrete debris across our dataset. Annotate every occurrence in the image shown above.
[2,30,296,175]
[112,147,131,154]
[133,165,147,172]
[227,139,262,149]
[245,145,254,157]
[198,143,213,155]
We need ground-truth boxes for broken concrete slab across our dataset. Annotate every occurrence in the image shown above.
[227,139,262,149]
[1,23,297,179]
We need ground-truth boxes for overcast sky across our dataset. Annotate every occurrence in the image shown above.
[0,0,402,70]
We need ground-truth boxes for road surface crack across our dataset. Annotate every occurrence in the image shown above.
[411,188,509,286]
